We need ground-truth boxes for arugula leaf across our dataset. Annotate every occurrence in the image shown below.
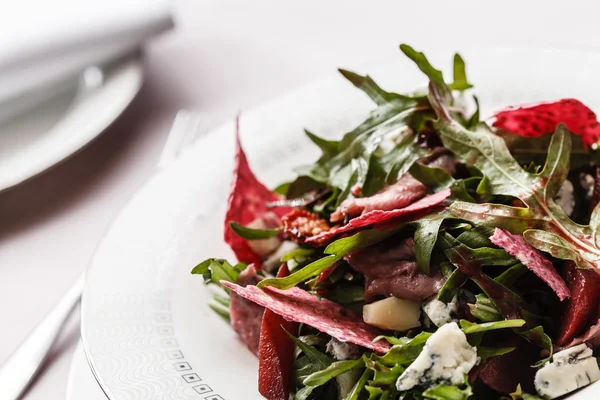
[400,44,446,88]
[427,80,600,268]
[369,332,432,368]
[468,294,502,322]
[281,247,317,262]
[208,296,230,322]
[450,53,473,91]
[523,229,594,268]
[362,149,389,196]
[459,319,525,334]
[412,210,451,274]
[343,368,373,400]
[303,359,364,387]
[456,226,494,248]
[383,132,430,185]
[409,162,475,202]
[229,221,280,240]
[191,258,245,292]
[339,69,416,107]
[422,381,473,400]
[436,232,515,302]
[520,326,553,367]
[364,386,386,400]
[258,228,401,289]
[466,96,480,130]
[477,346,516,362]
[437,268,467,302]
[495,263,529,286]
[305,129,340,164]
[286,331,332,368]
[505,384,545,400]
[443,237,553,360]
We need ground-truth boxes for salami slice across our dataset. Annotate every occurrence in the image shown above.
[490,98,600,147]
[490,228,570,301]
[224,117,292,265]
[222,281,391,354]
[305,189,450,246]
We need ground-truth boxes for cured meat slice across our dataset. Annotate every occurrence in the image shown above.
[305,189,450,246]
[346,237,445,301]
[331,154,456,222]
[222,282,391,354]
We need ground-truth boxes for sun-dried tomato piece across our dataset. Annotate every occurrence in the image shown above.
[281,209,331,243]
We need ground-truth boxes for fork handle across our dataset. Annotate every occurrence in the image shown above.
[0,274,85,400]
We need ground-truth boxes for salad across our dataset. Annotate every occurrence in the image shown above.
[192,44,600,400]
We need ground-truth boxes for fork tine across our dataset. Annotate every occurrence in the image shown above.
[158,111,203,169]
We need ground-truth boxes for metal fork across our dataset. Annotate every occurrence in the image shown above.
[0,110,212,400]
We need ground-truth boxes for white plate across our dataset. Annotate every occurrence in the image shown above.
[66,342,108,400]
[81,47,600,399]
[0,51,143,192]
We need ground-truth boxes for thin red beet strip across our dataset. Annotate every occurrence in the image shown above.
[490,228,570,301]
[490,98,600,147]
[224,116,292,265]
[222,282,391,354]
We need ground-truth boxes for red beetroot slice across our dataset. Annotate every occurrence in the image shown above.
[564,317,600,349]
[491,98,600,147]
[490,228,570,301]
[258,265,297,400]
[221,282,391,354]
[305,189,451,246]
[224,117,292,265]
[475,338,539,394]
[557,262,600,346]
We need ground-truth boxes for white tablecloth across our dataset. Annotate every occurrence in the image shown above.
[1,0,599,398]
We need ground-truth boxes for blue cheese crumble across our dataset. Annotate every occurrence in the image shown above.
[326,338,360,361]
[423,297,456,327]
[396,322,477,391]
[534,344,600,399]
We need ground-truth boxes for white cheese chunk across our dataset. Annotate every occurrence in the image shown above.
[423,297,455,327]
[262,241,298,272]
[396,322,477,391]
[363,297,421,332]
[246,214,282,257]
[535,344,600,399]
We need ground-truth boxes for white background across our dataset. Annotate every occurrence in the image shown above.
[2,0,600,398]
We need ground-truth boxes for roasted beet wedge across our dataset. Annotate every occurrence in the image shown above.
[474,338,539,394]
[557,261,600,346]
[258,265,297,400]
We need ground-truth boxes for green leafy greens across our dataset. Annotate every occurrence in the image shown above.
[426,81,600,269]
